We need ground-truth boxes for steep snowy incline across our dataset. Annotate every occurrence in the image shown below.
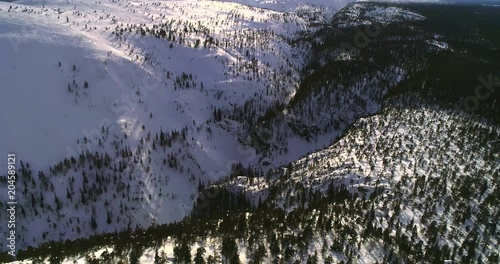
[9,104,498,264]
[1,7,144,168]
[219,0,445,12]
[0,0,343,251]
[217,0,354,12]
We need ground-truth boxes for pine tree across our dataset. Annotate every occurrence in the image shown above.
[106,211,112,224]
[194,247,206,264]
[91,216,97,229]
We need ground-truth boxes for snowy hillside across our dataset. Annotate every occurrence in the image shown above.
[0,0,499,263]
[9,104,499,264]
[152,106,499,264]
[0,0,358,252]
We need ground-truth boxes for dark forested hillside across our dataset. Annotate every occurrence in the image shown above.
[288,1,500,135]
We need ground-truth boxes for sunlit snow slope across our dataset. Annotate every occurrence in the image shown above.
[0,0,355,250]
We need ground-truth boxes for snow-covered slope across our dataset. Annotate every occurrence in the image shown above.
[221,0,351,10]
[0,0,300,171]
[0,0,356,251]
[1,0,498,262]
[9,104,498,264]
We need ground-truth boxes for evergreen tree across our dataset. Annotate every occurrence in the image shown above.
[194,247,206,264]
